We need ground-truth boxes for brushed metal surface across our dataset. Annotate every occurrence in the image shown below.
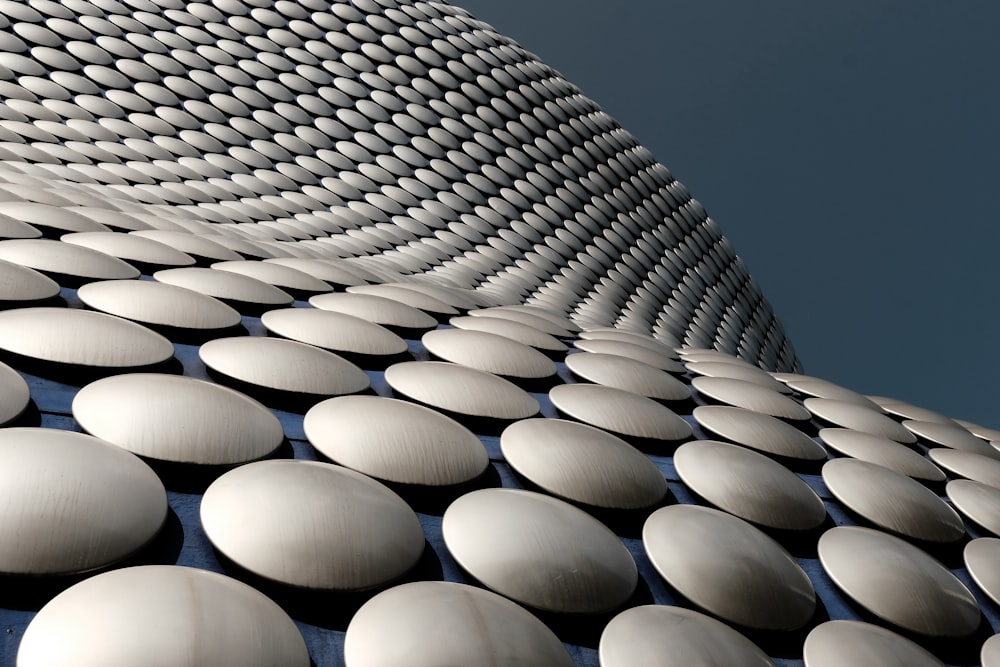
[303,395,488,486]
[0,258,60,303]
[948,479,1000,536]
[674,440,826,530]
[579,328,680,358]
[384,361,539,420]
[202,460,424,590]
[903,419,1000,458]
[818,428,945,482]
[818,526,980,637]
[422,328,556,379]
[442,488,637,613]
[78,279,242,330]
[565,351,690,402]
[0,427,166,574]
[348,283,457,316]
[693,405,827,461]
[308,292,438,331]
[200,336,370,396]
[599,605,775,667]
[449,314,568,353]
[964,538,1000,606]
[262,307,407,357]
[0,238,138,282]
[549,383,692,442]
[264,257,371,287]
[573,338,685,373]
[803,398,917,444]
[17,566,309,666]
[684,360,791,394]
[467,306,575,337]
[154,266,294,308]
[692,375,811,420]
[62,231,195,268]
[0,306,173,368]
[803,620,945,667]
[822,458,964,543]
[501,418,667,509]
[344,581,574,667]
[212,259,334,294]
[643,504,816,630]
[984,634,1000,667]
[73,373,283,464]
[928,448,1000,488]
[783,377,883,411]
[878,398,958,425]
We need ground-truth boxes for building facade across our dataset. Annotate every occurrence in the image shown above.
[0,1,994,665]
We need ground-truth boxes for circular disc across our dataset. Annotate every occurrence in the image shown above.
[201,460,424,590]
[73,373,283,465]
[0,307,173,368]
[964,538,1000,606]
[803,398,916,444]
[684,360,790,394]
[344,582,574,667]
[384,361,539,420]
[574,338,685,373]
[643,504,815,631]
[18,566,309,667]
[564,351,690,402]
[692,375,810,420]
[0,427,166,575]
[200,336,370,396]
[822,458,964,543]
[0,359,29,425]
[309,292,438,332]
[442,488,637,613]
[501,418,667,509]
[818,428,945,482]
[818,526,980,638]
[449,314,567,353]
[262,307,407,357]
[904,419,999,458]
[803,620,944,667]
[422,328,556,379]
[947,480,1000,536]
[303,395,488,486]
[154,267,294,310]
[674,440,826,530]
[77,279,242,330]
[0,238,138,283]
[928,448,1000,488]
[599,605,775,667]
[0,258,59,303]
[549,383,692,442]
[693,405,827,461]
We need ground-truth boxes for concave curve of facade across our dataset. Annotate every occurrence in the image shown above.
[0,1,995,666]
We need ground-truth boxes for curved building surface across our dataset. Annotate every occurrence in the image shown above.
[0,1,994,666]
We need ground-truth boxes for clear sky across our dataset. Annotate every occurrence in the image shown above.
[458,0,1000,428]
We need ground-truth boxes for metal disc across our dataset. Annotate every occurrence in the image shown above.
[643,504,816,631]
[674,440,826,530]
[818,428,945,482]
[692,375,810,420]
[564,351,690,402]
[17,566,309,667]
[422,327,556,380]
[818,526,980,638]
[0,257,60,303]
[693,405,827,461]
[262,307,408,357]
[200,336,370,396]
[822,458,964,543]
[344,581,574,667]
[501,418,667,509]
[449,314,567,353]
[964,538,1000,606]
[599,605,775,667]
[309,291,438,332]
[0,307,173,368]
[928,448,1000,488]
[947,479,1000,536]
[303,395,488,486]
[549,383,692,442]
[201,460,424,590]
[77,279,242,330]
[0,427,166,575]
[153,266,294,310]
[803,620,945,667]
[803,398,916,444]
[384,361,539,420]
[73,373,283,465]
[442,488,637,613]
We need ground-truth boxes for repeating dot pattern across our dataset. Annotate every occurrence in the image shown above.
[0,2,992,667]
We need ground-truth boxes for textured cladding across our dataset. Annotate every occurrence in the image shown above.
[0,1,995,667]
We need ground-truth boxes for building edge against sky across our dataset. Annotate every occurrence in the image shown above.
[0,1,994,666]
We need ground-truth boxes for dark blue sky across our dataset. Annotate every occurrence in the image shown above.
[459,1,1000,428]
